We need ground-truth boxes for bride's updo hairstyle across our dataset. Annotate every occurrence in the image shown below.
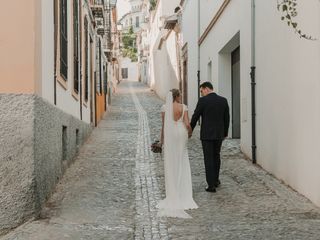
[170,89,181,102]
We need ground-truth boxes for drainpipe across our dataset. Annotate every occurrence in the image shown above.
[250,0,257,164]
[53,0,57,105]
[79,1,83,120]
[197,0,201,126]
[197,0,201,100]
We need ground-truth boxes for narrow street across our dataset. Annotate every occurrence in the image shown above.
[2,81,320,240]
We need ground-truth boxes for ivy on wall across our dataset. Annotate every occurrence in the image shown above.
[277,0,316,40]
[149,0,157,11]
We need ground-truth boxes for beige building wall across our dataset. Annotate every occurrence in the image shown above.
[0,0,39,94]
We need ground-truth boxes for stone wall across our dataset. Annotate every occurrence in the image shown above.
[0,94,92,234]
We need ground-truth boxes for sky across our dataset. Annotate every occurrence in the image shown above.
[117,0,131,20]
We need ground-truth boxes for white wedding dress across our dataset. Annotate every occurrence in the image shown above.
[156,93,198,218]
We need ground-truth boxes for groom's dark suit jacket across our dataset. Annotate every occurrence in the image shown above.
[190,92,230,140]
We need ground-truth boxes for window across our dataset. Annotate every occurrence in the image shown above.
[84,18,89,102]
[207,61,212,82]
[122,68,128,79]
[136,16,139,28]
[103,63,108,94]
[96,39,103,94]
[60,0,68,81]
[76,129,80,148]
[99,39,102,94]
[73,0,79,93]
[62,126,67,161]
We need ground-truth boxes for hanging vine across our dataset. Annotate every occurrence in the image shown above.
[277,0,316,40]
[149,0,157,11]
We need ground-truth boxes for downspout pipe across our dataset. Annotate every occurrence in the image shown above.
[54,0,57,105]
[251,0,257,164]
[197,0,201,125]
[197,0,200,100]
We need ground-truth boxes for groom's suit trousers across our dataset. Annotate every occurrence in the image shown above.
[201,140,223,187]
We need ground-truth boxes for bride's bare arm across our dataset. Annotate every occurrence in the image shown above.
[183,111,192,138]
[160,112,165,145]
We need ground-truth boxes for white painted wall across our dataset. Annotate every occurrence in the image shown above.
[119,0,145,34]
[139,61,149,83]
[161,0,180,18]
[200,0,251,150]
[148,2,162,89]
[198,0,320,206]
[41,0,84,122]
[41,0,55,104]
[200,0,225,35]
[255,0,320,206]
[121,11,145,33]
[121,57,139,81]
[40,0,88,122]
[180,0,199,114]
[148,0,181,100]
[59,2,89,123]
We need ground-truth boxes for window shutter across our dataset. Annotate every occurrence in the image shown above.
[60,0,68,80]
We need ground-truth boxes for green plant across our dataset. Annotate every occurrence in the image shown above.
[277,0,316,40]
[121,27,138,62]
[149,0,157,11]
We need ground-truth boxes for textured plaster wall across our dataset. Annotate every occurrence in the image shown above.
[0,94,36,233]
[0,94,92,234]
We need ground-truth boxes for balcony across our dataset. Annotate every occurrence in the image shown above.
[95,18,105,36]
[91,4,104,19]
[97,27,105,36]
[164,14,178,30]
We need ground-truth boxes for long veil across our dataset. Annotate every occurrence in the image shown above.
[163,92,174,158]
[157,92,192,218]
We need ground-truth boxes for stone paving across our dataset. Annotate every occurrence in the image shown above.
[2,80,320,240]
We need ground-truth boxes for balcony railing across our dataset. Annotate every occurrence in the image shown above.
[91,4,104,18]
[95,18,105,36]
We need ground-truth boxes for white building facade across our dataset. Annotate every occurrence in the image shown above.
[148,0,320,207]
[121,57,139,81]
[118,0,147,83]
[192,0,320,206]
[148,0,182,99]
[119,0,145,33]
[137,0,150,84]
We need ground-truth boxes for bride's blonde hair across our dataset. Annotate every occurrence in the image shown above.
[170,89,181,102]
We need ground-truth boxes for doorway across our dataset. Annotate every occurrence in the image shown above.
[231,47,240,138]
[181,44,188,105]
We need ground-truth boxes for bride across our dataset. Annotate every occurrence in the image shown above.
[156,89,198,218]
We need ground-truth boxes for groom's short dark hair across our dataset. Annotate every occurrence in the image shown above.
[200,82,213,90]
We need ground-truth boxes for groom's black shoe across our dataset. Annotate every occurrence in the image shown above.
[214,180,221,188]
[205,187,216,192]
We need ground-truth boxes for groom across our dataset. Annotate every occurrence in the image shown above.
[190,82,230,192]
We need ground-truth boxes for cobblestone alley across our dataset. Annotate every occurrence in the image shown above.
[2,81,320,240]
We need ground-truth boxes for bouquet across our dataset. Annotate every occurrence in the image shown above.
[151,140,162,153]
